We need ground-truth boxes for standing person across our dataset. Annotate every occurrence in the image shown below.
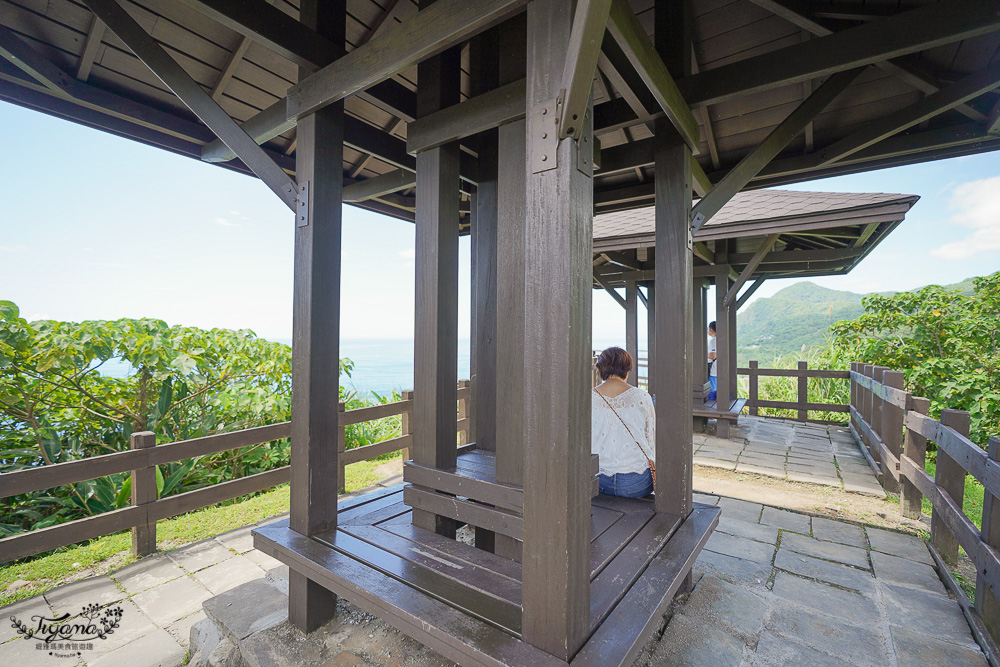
[592,347,655,498]
[707,321,718,401]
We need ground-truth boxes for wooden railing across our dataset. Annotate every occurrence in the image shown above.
[849,361,1000,652]
[739,360,850,423]
[0,382,470,564]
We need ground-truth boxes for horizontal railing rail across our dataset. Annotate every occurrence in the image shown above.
[740,360,850,423]
[848,361,1000,658]
[0,381,471,564]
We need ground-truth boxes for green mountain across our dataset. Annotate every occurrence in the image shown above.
[736,277,977,364]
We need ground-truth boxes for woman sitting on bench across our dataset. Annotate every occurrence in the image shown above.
[592,347,656,498]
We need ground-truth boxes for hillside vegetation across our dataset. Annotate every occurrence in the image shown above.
[737,277,977,364]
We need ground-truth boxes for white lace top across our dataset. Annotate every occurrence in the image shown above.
[592,386,656,476]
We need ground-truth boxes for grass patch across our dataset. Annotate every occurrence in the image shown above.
[0,453,401,607]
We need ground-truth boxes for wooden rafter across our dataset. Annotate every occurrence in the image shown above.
[691,68,862,232]
[76,16,105,82]
[678,0,1000,108]
[689,46,719,170]
[747,0,988,124]
[557,0,613,139]
[343,168,415,202]
[724,234,779,306]
[816,62,1000,166]
[82,0,298,210]
[605,0,699,151]
[593,271,626,309]
[735,278,766,310]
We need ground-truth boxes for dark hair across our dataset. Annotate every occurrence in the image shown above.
[596,347,633,381]
[708,321,716,333]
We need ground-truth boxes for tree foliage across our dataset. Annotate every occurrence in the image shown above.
[0,303,392,538]
[829,271,1000,446]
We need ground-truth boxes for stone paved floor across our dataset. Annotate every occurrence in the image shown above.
[636,493,987,666]
[696,416,886,497]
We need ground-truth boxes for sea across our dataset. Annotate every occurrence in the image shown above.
[98,337,627,398]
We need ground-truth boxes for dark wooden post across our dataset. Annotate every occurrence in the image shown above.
[714,266,731,436]
[861,364,874,454]
[692,279,707,430]
[412,3,461,537]
[849,361,857,432]
[900,395,930,518]
[749,360,759,416]
[872,365,888,441]
[130,431,156,557]
[336,401,347,494]
[494,13,527,563]
[728,280,738,401]
[646,281,656,397]
[520,0,592,657]
[288,0,345,633]
[797,360,808,421]
[977,437,1000,641]
[626,280,639,386]
[934,409,970,564]
[881,369,904,494]
[401,389,413,462]
[470,29,499,454]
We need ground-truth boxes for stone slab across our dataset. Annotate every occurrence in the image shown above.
[112,554,187,595]
[865,527,933,564]
[44,576,125,615]
[890,625,987,667]
[682,575,767,641]
[780,533,870,569]
[694,549,772,587]
[167,540,235,573]
[716,516,779,545]
[694,457,737,471]
[812,516,868,549]
[693,492,720,505]
[736,462,786,477]
[166,609,206,649]
[770,572,879,626]
[215,526,256,554]
[754,630,856,666]
[716,497,763,523]
[652,613,747,666]
[705,531,775,564]
[0,594,51,644]
[193,555,266,595]
[767,604,889,666]
[89,627,186,667]
[881,582,977,646]
[82,599,160,659]
[760,507,811,535]
[786,470,842,487]
[842,476,887,497]
[774,550,874,592]
[131,574,213,627]
[870,551,946,596]
[203,578,288,642]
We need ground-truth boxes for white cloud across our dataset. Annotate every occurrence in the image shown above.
[398,247,416,259]
[215,217,239,227]
[0,244,27,253]
[929,175,1000,260]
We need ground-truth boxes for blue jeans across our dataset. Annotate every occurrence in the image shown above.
[599,468,653,498]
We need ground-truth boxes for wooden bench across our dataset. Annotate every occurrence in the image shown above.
[693,397,747,437]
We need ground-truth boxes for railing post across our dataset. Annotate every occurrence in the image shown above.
[401,389,413,461]
[872,365,888,447]
[457,379,469,445]
[130,431,157,558]
[978,437,1000,642]
[934,409,971,564]
[901,395,930,519]
[881,369,904,494]
[861,364,874,455]
[337,401,346,494]
[797,361,808,421]
[849,362,857,432]
[749,360,759,416]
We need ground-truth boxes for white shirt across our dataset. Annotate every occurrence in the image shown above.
[708,336,718,377]
[591,386,656,476]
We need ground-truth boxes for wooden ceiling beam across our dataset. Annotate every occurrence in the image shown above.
[83,0,299,209]
[816,62,1000,166]
[678,0,1000,108]
[76,16,105,82]
[343,168,415,202]
[407,78,525,153]
[730,246,865,264]
[605,0,699,151]
[748,0,988,123]
[557,0,614,139]
[593,271,627,308]
[988,97,1000,136]
[735,278,766,310]
[690,68,861,232]
[690,46,720,170]
[724,234,779,306]
[286,0,527,120]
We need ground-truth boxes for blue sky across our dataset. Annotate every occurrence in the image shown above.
[2,102,999,344]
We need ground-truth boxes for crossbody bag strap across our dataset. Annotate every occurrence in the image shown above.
[597,392,654,471]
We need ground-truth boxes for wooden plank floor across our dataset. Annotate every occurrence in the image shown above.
[253,449,719,667]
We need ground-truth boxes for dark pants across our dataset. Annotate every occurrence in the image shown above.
[599,468,653,498]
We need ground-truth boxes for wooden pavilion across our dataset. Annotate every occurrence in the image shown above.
[2,0,999,665]
[593,188,919,435]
